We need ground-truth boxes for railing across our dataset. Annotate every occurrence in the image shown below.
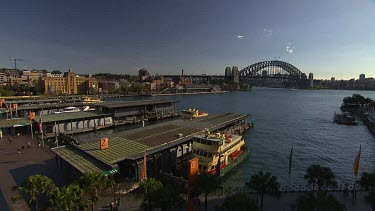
[214,184,375,196]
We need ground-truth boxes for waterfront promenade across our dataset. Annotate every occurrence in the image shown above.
[0,135,62,211]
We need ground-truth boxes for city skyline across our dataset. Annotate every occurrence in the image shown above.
[1,0,375,80]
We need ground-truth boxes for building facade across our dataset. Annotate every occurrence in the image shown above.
[40,69,98,94]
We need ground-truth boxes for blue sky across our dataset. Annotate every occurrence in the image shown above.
[1,0,375,79]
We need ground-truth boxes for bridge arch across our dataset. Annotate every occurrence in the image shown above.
[239,60,305,80]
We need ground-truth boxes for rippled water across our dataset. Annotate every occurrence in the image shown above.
[103,88,375,186]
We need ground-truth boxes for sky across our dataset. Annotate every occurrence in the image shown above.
[1,0,375,80]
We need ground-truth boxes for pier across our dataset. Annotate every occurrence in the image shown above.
[51,112,250,181]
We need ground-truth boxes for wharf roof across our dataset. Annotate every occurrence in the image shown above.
[73,112,248,164]
[16,102,89,111]
[4,98,79,104]
[96,99,178,109]
[52,145,113,174]
[0,118,30,128]
[34,111,111,123]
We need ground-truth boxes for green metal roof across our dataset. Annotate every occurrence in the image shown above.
[73,112,248,162]
[77,137,149,165]
[34,111,110,123]
[0,118,30,128]
[52,145,114,174]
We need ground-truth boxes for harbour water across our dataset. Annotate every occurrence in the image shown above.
[104,88,375,187]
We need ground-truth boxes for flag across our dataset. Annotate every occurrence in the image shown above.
[288,146,293,177]
[141,149,147,180]
[353,145,361,176]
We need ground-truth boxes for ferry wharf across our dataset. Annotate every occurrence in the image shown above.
[51,112,250,182]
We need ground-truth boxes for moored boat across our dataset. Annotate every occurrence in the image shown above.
[181,108,208,119]
[192,129,249,178]
[333,112,357,125]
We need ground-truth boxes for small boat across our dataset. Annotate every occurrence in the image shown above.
[333,112,357,125]
[82,106,96,111]
[192,130,249,178]
[181,108,208,119]
[82,96,103,103]
[54,107,81,114]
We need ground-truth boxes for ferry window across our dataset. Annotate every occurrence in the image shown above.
[199,165,202,169]
[208,153,212,158]
[203,152,208,157]
[211,166,215,170]
[203,166,208,171]
[199,151,204,156]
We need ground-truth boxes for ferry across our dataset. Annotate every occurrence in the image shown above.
[181,108,208,119]
[192,130,249,177]
[82,96,103,103]
[333,112,357,125]
[82,106,96,111]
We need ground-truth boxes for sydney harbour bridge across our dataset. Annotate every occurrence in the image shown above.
[162,60,314,89]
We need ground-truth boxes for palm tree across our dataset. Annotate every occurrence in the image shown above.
[13,174,55,210]
[359,172,375,209]
[304,164,337,190]
[193,173,220,211]
[49,184,89,210]
[296,191,345,211]
[246,171,279,211]
[78,172,110,211]
[221,192,258,211]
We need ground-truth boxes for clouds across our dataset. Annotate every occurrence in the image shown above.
[264,28,273,37]
[237,35,244,40]
[286,43,295,53]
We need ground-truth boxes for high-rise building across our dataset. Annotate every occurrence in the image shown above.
[225,67,232,80]
[139,68,150,82]
[331,77,335,82]
[40,69,98,94]
[232,66,239,83]
[359,74,365,81]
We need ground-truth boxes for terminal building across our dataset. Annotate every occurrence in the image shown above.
[52,112,250,181]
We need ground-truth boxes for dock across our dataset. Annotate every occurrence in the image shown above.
[52,112,250,181]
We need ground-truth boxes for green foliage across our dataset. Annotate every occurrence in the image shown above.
[343,94,373,105]
[137,178,163,199]
[78,172,110,211]
[137,179,184,210]
[221,192,258,211]
[359,172,375,208]
[296,191,345,211]
[13,174,55,210]
[0,85,16,96]
[49,184,89,210]
[304,164,337,190]
[246,171,279,211]
[51,70,62,74]
[193,173,221,211]
[129,84,149,94]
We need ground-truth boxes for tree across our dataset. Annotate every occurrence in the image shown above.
[221,192,258,211]
[51,70,62,74]
[149,184,185,211]
[359,172,375,209]
[193,173,221,211]
[246,171,279,211]
[304,164,337,190]
[49,184,88,210]
[296,191,345,211]
[78,172,110,211]
[13,174,55,210]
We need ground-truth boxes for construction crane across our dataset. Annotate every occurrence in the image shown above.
[9,57,24,71]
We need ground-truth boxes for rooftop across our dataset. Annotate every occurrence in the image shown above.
[96,99,178,109]
[0,118,30,128]
[35,111,111,123]
[52,145,113,174]
[73,112,248,163]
